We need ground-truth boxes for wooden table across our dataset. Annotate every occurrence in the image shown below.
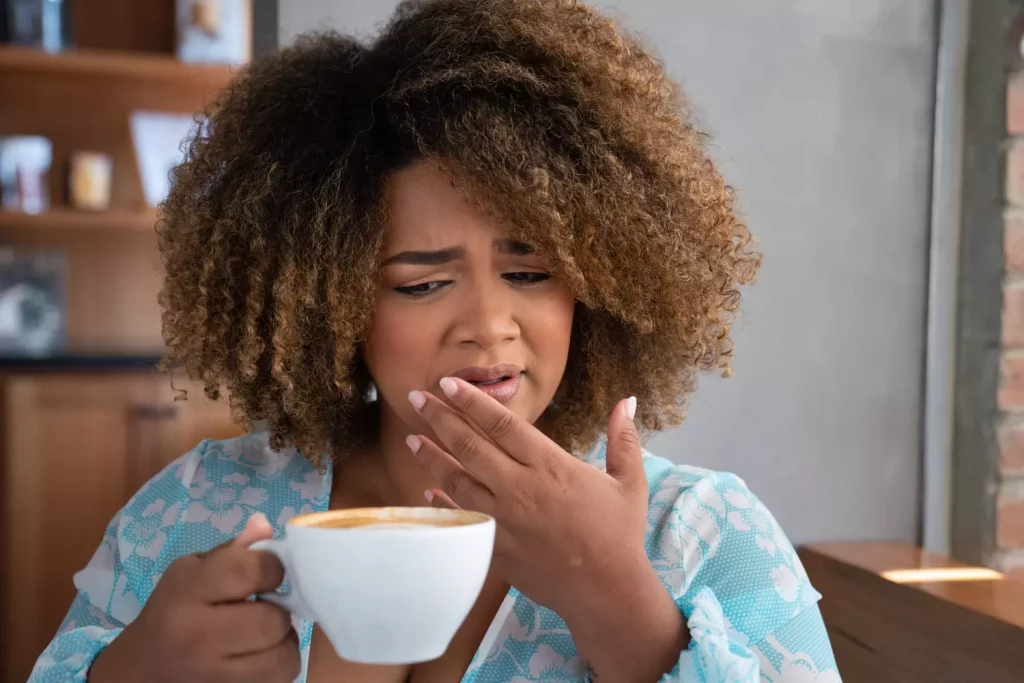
[799,543,1024,683]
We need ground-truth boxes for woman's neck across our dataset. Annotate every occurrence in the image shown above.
[329,400,436,509]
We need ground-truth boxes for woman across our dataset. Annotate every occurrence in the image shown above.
[32,1,839,681]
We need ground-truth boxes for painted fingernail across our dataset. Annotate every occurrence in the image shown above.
[439,377,458,397]
[626,396,637,421]
[424,490,435,503]
[406,434,422,454]
[408,390,426,411]
[247,512,269,527]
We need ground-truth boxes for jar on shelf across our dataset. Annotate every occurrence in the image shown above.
[0,136,52,215]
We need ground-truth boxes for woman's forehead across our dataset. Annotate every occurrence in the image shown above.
[383,161,508,251]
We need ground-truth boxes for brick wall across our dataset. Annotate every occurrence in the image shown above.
[998,65,1024,578]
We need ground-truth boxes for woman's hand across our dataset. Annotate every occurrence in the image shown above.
[407,378,688,681]
[88,514,300,683]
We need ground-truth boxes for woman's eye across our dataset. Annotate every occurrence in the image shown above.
[393,280,453,297]
[503,272,551,285]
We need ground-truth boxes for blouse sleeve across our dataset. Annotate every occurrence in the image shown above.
[644,465,841,682]
[28,443,205,682]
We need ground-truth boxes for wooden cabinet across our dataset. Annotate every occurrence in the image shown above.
[1,371,241,682]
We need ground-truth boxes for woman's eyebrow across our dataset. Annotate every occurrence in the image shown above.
[381,247,464,266]
[382,239,534,266]
[495,238,535,255]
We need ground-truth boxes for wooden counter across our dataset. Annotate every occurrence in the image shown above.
[799,542,1024,683]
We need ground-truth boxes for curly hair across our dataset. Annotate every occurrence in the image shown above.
[157,0,759,463]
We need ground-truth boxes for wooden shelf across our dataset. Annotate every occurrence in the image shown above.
[0,209,159,234]
[0,45,237,89]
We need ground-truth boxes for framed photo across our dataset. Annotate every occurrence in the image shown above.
[0,248,66,357]
[176,0,252,66]
[129,111,200,208]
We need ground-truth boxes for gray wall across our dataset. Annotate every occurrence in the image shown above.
[278,1,937,545]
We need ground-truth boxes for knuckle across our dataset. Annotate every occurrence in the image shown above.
[509,483,535,512]
[163,554,194,583]
[617,427,642,451]
[169,612,208,657]
[540,454,562,478]
[460,391,481,412]
[452,430,481,458]
[263,605,291,641]
[486,411,517,440]
[442,468,468,496]
[222,549,258,592]
[539,456,568,489]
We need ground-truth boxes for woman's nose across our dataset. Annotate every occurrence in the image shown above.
[454,280,520,350]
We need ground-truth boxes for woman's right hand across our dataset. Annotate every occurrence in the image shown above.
[88,513,300,683]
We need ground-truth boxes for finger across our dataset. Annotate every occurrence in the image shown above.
[408,389,518,483]
[407,433,495,512]
[224,627,301,681]
[425,488,460,510]
[198,544,286,603]
[437,376,554,466]
[212,601,293,656]
[605,396,646,491]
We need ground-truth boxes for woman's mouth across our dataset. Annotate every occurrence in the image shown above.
[451,365,523,404]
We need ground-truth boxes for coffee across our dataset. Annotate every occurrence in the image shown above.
[298,516,471,529]
[288,507,489,530]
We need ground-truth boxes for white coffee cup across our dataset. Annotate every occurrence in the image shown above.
[250,506,495,665]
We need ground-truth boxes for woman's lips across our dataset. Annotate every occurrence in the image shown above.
[469,373,522,404]
[451,365,523,404]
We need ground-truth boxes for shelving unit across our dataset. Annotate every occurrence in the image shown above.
[0,208,159,234]
[0,45,236,87]
[0,44,235,349]
[0,8,248,680]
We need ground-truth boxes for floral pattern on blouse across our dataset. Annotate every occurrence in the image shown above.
[30,432,840,682]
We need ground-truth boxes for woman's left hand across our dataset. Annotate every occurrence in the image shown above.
[405,377,653,622]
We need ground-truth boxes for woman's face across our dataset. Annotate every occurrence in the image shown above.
[365,161,575,434]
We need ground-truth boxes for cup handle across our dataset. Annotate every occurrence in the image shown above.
[249,538,315,622]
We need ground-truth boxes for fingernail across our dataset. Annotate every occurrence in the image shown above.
[406,434,422,454]
[626,396,637,421]
[408,390,426,411]
[439,377,458,397]
[424,490,435,503]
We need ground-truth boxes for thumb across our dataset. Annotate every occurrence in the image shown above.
[232,512,273,548]
[606,396,644,489]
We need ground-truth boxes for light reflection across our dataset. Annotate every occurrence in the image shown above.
[881,567,1005,584]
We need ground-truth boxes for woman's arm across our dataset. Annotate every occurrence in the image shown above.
[749,604,839,683]
[561,556,690,682]
[571,460,840,682]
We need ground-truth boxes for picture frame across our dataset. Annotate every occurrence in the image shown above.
[176,0,252,66]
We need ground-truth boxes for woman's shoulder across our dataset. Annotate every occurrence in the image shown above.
[151,431,330,526]
[115,433,328,565]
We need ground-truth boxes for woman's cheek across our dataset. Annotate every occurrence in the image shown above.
[367,304,438,391]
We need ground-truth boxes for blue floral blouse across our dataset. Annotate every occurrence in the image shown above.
[30,432,841,682]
